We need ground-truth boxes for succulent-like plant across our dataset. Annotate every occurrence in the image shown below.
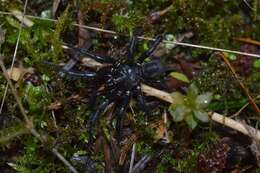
[168,83,213,129]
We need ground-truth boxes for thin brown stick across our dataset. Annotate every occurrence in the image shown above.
[0,1,29,114]
[231,102,249,118]
[0,59,31,124]
[216,52,260,117]
[141,83,260,141]
[233,37,260,46]
[141,84,174,104]
[52,148,79,173]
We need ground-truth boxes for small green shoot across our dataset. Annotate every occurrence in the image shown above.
[168,83,213,129]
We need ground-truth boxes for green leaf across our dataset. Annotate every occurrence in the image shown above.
[165,34,176,49]
[170,72,190,83]
[224,52,236,60]
[40,9,51,19]
[42,74,51,82]
[187,83,199,98]
[170,92,184,105]
[168,105,189,122]
[193,110,209,122]
[195,92,213,108]
[185,115,197,129]
[254,60,260,68]
[143,42,149,51]
[6,16,21,29]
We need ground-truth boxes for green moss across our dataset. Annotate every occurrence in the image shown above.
[7,136,68,173]
[136,141,155,156]
[156,131,218,173]
[194,56,245,113]
[1,6,71,66]
[162,1,244,56]
[50,7,71,63]
[111,10,144,34]
[0,1,259,172]
[0,124,28,144]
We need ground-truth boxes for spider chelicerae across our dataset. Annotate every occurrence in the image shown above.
[47,35,165,139]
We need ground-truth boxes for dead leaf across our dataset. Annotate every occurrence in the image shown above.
[6,63,34,82]
[119,134,138,165]
[47,100,62,110]
[11,10,34,27]
[6,67,23,81]
[151,119,165,140]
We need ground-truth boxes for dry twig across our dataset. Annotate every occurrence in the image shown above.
[141,84,260,140]
[234,37,260,46]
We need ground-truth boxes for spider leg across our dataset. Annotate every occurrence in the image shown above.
[63,43,115,63]
[138,35,163,63]
[87,97,111,143]
[136,85,150,121]
[115,91,131,134]
[59,42,92,77]
[60,69,97,79]
[43,61,97,79]
[127,36,137,63]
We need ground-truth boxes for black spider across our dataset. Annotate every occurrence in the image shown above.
[47,35,165,140]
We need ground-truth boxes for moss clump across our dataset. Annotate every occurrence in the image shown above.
[111,10,144,34]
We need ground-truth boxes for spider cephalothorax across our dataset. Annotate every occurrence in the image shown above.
[49,35,165,139]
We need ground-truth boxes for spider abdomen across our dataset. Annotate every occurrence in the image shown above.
[141,59,164,78]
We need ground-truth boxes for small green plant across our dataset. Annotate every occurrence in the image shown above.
[111,10,144,33]
[168,83,213,129]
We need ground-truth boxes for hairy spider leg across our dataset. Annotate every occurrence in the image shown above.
[87,86,121,142]
[136,85,150,122]
[127,36,137,63]
[59,42,92,77]
[87,97,111,143]
[115,91,131,134]
[138,35,163,63]
[59,70,97,78]
[72,46,115,63]
[44,61,97,79]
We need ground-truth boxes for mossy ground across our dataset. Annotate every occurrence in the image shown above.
[0,0,259,172]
